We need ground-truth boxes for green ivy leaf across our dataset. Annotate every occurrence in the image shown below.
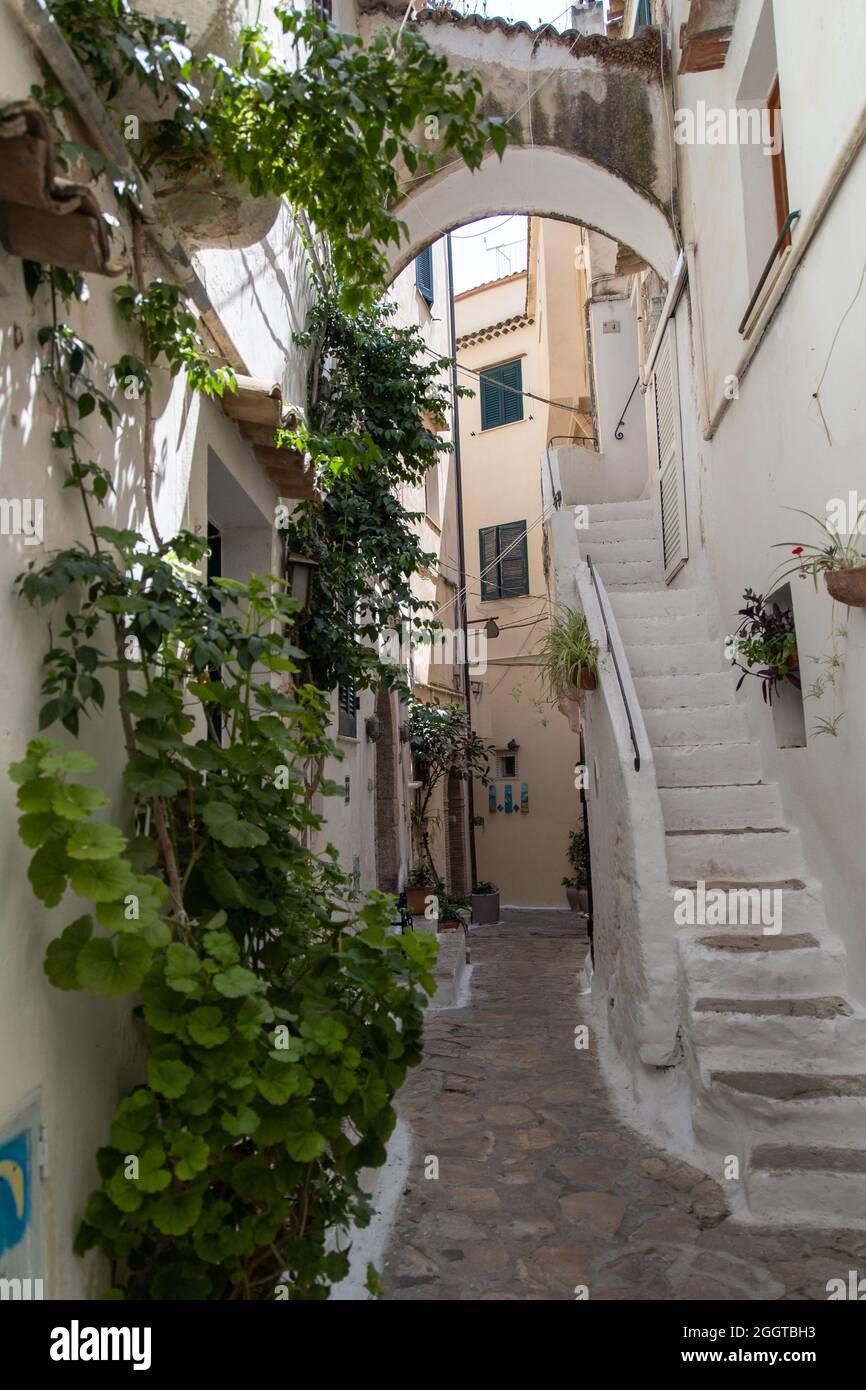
[69,856,137,903]
[150,1189,203,1236]
[149,1055,194,1099]
[165,943,202,994]
[66,822,127,860]
[213,965,261,999]
[76,935,152,996]
[187,1005,230,1048]
[201,800,269,848]
[28,838,70,906]
[221,1105,260,1137]
[44,914,93,990]
[285,1130,328,1163]
[171,1131,209,1180]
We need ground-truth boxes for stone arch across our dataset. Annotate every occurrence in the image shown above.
[374,685,400,892]
[357,5,680,281]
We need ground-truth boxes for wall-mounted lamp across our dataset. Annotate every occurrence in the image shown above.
[507,738,520,751]
[285,552,318,612]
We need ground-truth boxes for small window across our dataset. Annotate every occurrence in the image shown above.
[479,359,523,431]
[768,77,790,242]
[496,751,518,779]
[479,521,529,600]
[338,681,358,738]
[415,246,434,307]
[425,463,441,527]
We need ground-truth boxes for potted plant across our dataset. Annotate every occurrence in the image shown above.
[471,880,500,925]
[405,860,435,915]
[770,504,866,607]
[562,826,589,913]
[535,606,600,730]
[726,588,800,704]
[437,892,469,931]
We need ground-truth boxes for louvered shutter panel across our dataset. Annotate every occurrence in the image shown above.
[651,323,688,582]
[499,359,524,425]
[415,246,434,306]
[497,521,529,596]
[338,681,357,737]
[480,370,505,431]
[479,526,499,599]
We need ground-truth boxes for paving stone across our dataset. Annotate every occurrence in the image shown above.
[484,1103,536,1126]
[381,909,865,1302]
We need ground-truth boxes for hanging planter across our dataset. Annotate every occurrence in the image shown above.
[152,171,282,251]
[825,566,866,608]
[535,606,600,726]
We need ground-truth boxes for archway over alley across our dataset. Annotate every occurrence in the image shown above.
[359,3,680,281]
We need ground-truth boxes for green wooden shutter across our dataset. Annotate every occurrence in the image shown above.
[497,521,529,596]
[479,526,499,599]
[480,360,523,430]
[499,359,524,425]
[480,370,504,431]
[415,246,434,306]
[338,680,357,737]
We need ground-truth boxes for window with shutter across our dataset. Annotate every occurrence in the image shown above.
[479,521,529,599]
[479,359,523,431]
[337,681,358,737]
[651,323,688,582]
[415,246,434,307]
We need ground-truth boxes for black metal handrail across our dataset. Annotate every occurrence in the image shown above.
[738,209,801,335]
[614,376,640,440]
[586,554,641,772]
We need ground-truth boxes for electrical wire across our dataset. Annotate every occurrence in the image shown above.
[418,337,594,418]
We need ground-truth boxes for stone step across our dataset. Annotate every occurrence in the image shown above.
[688,996,866,1071]
[593,559,664,587]
[654,742,764,787]
[660,783,783,831]
[608,587,698,619]
[618,614,709,646]
[585,537,660,565]
[634,672,732,709]
[667,828,803,881]
[745,1146,866,1228]
[671,882,826,936]
[645,704,748,747]
[581,516,658,543]
[679,930,847,997]
[691,1069,866,1157]
[585,499,653,522]
[627,641,724,677]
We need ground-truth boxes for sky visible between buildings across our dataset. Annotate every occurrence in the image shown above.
[447,0,608,293]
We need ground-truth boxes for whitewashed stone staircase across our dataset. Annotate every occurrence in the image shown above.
[585,497,866,1228]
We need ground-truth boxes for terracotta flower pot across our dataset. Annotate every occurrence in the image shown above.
[406,886,430,914]
[565,885,580,909]
[438,919,460,931]
[825,566,866,608]
[576,888,589,914]
[577,666,597,690]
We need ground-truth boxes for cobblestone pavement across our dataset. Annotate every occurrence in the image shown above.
[382,910,866,1301]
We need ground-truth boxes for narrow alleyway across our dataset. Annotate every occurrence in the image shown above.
[382,911,866,1301]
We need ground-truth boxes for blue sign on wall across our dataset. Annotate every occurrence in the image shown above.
[0,1129,30,1257]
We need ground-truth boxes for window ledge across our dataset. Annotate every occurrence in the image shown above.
[478,418,527,435]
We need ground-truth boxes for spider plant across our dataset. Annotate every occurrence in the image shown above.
[535,605,600,700]
[769,504,866,589]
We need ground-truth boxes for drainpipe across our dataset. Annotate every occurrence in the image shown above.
[445,231,478,893]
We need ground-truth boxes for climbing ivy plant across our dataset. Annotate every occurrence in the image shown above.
[15,534,437,1300]
[285,289,470,694]
[9,0,507,1298]
[48,0,507,308]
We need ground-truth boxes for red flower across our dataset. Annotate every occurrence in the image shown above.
[792,546,804,555]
